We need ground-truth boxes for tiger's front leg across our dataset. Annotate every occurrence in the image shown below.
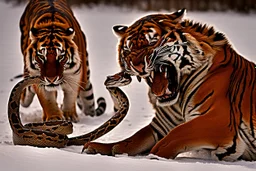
[20,86,35,107]
[62,86,79,122]
[34,85,64,121]
[150,113,242,161]
[83,125,158,156]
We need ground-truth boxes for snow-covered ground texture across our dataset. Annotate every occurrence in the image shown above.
[0,1,256,171]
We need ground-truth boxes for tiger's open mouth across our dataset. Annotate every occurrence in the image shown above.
[155,64,179,106]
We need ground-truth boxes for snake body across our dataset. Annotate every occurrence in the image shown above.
[8,77,129,148]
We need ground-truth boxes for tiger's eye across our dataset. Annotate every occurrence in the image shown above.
[66,27,74,35]
[149,40,157,46]
[59,55,64,60]
[58,55,66,62]
[123,50,130,56]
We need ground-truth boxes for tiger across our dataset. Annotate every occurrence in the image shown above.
[83,9,256,161]
[19,0,106,122]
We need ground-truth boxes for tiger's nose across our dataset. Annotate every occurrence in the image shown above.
[45,76,59,83]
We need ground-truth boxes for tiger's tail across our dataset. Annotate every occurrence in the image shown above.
[77,96,107,117]
[77,83,107,117]
[95,97,107,116]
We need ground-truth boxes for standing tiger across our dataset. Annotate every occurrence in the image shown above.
[83,9,256,161]
[19,0,106,122]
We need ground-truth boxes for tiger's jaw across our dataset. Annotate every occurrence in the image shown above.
[150,64,180,106]
[44,84,62,91]
[157,89,179,106]
[43,77,63,92]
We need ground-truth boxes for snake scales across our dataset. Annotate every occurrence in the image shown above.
[8,76,129,148]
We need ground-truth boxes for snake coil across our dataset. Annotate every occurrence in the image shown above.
[8,76,129,148]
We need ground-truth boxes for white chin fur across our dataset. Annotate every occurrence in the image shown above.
[44,85,62,92]
[156,93,179,107]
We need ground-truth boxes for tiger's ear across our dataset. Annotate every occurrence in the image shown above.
[113,25,128,37]
[168,8,186,23]
[66,27,75,39]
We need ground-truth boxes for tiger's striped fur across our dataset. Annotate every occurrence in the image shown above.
[83,9,256,161]
[20,0,106,122]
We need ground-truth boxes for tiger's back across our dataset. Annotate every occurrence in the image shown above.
[193,44,256,160]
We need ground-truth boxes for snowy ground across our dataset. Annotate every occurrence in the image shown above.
[0,1,256,171]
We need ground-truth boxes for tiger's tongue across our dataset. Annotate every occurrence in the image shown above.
[151,71,168,96]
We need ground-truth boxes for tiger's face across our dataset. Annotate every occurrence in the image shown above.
[113,9,209,106]
[25,27,80,91]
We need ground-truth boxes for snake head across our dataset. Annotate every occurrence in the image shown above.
[104,71,132,87]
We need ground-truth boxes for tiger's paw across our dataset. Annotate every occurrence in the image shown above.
[43,107,65,121]
[63,110,79,123]
[149,141,173,159]
[43,113,65,121]
[82,142,116,156]
[82,141,134,156]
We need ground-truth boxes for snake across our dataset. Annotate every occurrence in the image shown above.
[8,76,129,148]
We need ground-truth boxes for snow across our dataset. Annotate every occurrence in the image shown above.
[0,2,256,171]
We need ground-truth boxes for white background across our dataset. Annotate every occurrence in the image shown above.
[0,2,256,171]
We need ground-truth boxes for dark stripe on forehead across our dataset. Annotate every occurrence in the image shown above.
[148,29,154,33]
[54,42,61,47]
[144,25,153,29]
[32,2,74,30]
[39,36,46,42]
[56,35,63,42]
[49,34,54,40]
[49,39,54,46]
[48,0,55,16]
[48,0,54,7]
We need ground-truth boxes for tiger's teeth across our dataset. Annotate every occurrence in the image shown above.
[149,76,153,83]
[159,65,163,72]
[165,88,172,95]
[151,71,154,79]
[165,66,169,78]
